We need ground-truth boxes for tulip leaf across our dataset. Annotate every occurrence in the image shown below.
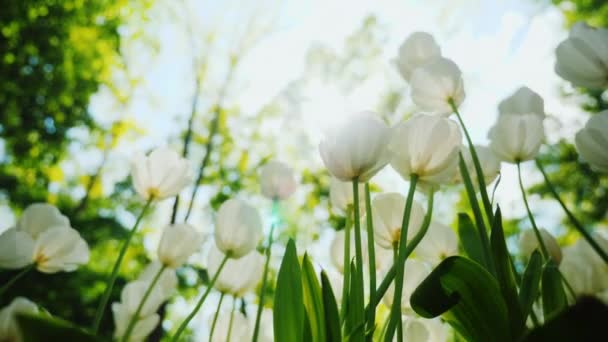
[301,253,326,342]
[457,212,485,266]
[490,207,524,337]
[410,256,511,342]
[541,260,568,320]
[16,313,101,342]
[519,249,542,323]
[345,261,365,342]
[320,271,342,342]
[274,239,304,342]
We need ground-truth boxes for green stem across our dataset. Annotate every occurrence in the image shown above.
[209,292,225,341]
[340,206,353,320]
[226,298,236,342]
[364,182,376,339]
[392,244,402,342]
[535,159,608,264]
[351,179,365,337]
[92,197,153,332]
[121,265,167,342]
[516,163,550,260]
[384,174,418,342]
[0,264,34,298]
[171,253,230,341]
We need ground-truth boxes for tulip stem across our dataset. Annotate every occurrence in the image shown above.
[92,197,154,333]
[351,179,366,335]
[172,253,230,341]
[450,99,494,224]
[364,182,377,338]
[384,174,418,342]
[226,297,236,342]
[252,200,280,342]
[535,159,608,264]
[121,265,167,342]
[209,292,225,341]
[392,244,402,342]
[340,206,353,320]
[0,264,34,298]
[516,163,550,260]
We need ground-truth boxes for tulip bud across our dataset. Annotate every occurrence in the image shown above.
[555,22,608,89]
[390,115,462,186]
[410,57,465,115]
[415,221,458,265]
[329,177,365,214]
[575,111,608,173]
[214,199,263,258]
[395,32,442,81]
[207,246,264,296]
[519,229,562,265]
[488,113,544,163]
[369,193,425,249]
[498,86,545,118]
[382,259,431,313]
[131,147,193,200]
[210,311,251,342]
[158,223,203,268]
[453,145,501,187]
[259,160,297,200]
[0,297,38,342]
[319,112,391,182]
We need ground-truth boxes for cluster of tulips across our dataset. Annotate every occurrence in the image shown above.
[1,20,607,342]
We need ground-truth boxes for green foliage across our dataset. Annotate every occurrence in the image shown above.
[552,0,608,27]
[301,254,326,342]
[17,313,100,342]
[518,250,542,323]
[320,271,341,342]
[541,261,568,320]
[457,213,485,266]
[273,239,304,342]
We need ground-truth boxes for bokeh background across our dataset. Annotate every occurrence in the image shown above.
[1,0,607,340]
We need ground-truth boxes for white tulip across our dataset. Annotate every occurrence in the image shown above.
[131,147,193,200]
[395,32,442,81]
[575,111,608,173]
[210,310,251,342]
[415,222,458,265]
[258,308,274,342]
[158,223,203,268]
[214,199,263,258]
[402,316,449,342]
[519,229,562,265]
[555,22,608,89]
[112,302,159,342]
[382,259,431,313]
[329,177,365,215]
[498,86,545,118]
[488,113,544,163]
[453,145,501,187]
[0,228,35,269]
[16,203,69,239]
[560,235,608,300]
[330,229,370,273]
[370,193,425,249]
[0,297,38,342]
[33,226,90,273]
[410,57,465,115]
[259,161,297,200]
[137,261,178,300]
[207,246,264,296]
[390,115,462,186]
[319,112,391,182]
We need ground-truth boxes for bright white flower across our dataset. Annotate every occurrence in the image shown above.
[32,226,90,273]
[16,203,69,239]
[0,297,38,342]
[488,113,545,163]
[453,145,501,187]
[390,115,462,186]
[498,86,545,118]
[207,246,264,296]
[210,310,251,342]
[259,161,297,200]
[402,316,449,342]
[410,57,465,115]
[158,223,203,268]
[0,228,35,269]
[555,22,608,89]
[383,259,431,313]
[370,193,425,249]
[258,308,274,342]
[214,199,263,258]
[319,112,391,182]
[112,302,159,342]
[575,111,608,173]
[395,32,442,81]
[330,229,370,274]
[415,222,458,265]
[131,147,193,200]
[329,178,365,215]
[560,234,608,301]
[137,261,178,300]
[519,229,562,265]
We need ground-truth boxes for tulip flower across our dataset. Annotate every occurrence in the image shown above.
[214,199,263,258]
[415,221,458,265]
[555,22,608,89]
[16,203,69,238]
[488,113,545,163]
[112,302,159,342]
[402,317,449,342]
[498,86,545,118]
[259,160,297,200]
[453,145,501,187]
[158,223,203,268]
[211,310,252,342]
[207,246,264,297]
[575,111,608,173]
[395,32,442,81]
[369,193,425,249]
[382,259,432,313]
[410,57,465,115]
[0,297,38,342]
[519,229,562,265]
[559,234,608,300]
[390,115,462,186]
[131,147,193,200]
[329,177,365,214]
[319,112,391,183]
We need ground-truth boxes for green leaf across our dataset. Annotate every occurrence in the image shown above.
[345,261,365,342]
[490,207,524,337]
[320,271,342,342]
[410,256,511,342]
[519,250,542,323]
[541,260,568,320]
[457,213,485,266]
[274,239,304,342]
[301,253,326,342]
[16,313,101,342]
